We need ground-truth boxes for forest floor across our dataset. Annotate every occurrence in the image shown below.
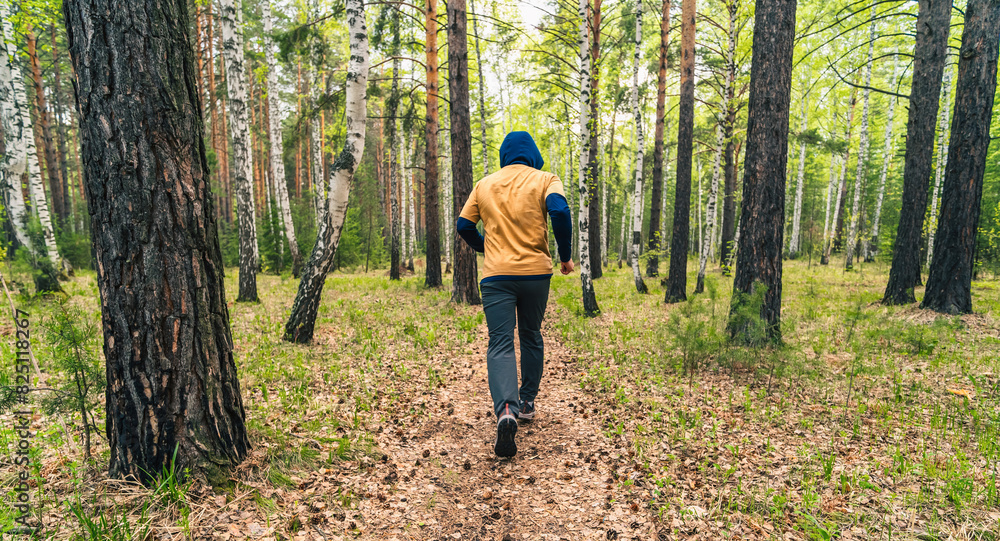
[2,257,1000,540]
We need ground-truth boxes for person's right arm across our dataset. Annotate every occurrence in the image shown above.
[457,184,485,252]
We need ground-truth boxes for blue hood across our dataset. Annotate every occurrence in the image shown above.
[499,131,544,170]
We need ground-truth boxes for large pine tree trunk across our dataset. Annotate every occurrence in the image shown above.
[448,0,481,304]
[587,0,604,280]
[264,2,303,277]
[577,0,600,316]
[284,0,370,342]
[866,54,899,261]
[845,19,875,270]
[922,0,1000,314]
[0,3,32,251]
[424,0,442,287]
[728,0,796,343]
[630,0,648,294]
[647,0,671,278]
[883,0,952,305]
[925,64,953,267]
[219,0,259,302]
[64,0,250,484]
[665,0,696,303]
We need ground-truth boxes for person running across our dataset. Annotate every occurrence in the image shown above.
[456,131,574,458]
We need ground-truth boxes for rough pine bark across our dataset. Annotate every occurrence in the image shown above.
[264,2,303,277]
[0,2,32,250]
[449,0,481,304]
[728,0,796,343]
[866,53,899,261]
[577,0,600,315]
[647,0,671,277]
[630,0,648,293]
[883,0,952,304]
[219,0,259,302]
[925,64,953,267]
[665,0,696,303]
[921,0,1000,314]
[283,0,369,342]
[424,0,442,287]
[63,0,250,484]
[845,18,875,270]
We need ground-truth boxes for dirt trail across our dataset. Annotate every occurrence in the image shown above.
[354,320,655,541]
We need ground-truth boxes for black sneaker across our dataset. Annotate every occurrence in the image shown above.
[518,401,536,420]
[494,404,518,457]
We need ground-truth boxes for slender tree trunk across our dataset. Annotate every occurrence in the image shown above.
[822,93,855,264]
[424,0,442,287]
[845,18,875,270]
[406,133,416,270]
[389,57,401,280]
[51,25,72,228]
[630,0,648,293]
[647,0,671,277]
[599,135,607,266]
[577,0,600,315]
[449,0,481,304]
[216,17,233,224]
[696,124,723,293]
[220,0,258,301]
[312,67,325,226]
[469,0,489,177]
[27,28,67,231]
[264,2,303,276]
[866,53,899,261]
[0,3,33,251]
[665,0,696,303]
[821,154,837,256]
[728,0,796,343]
[284,0,370,342]
[587,0,604,280]
[789,100,807,257]
[926,64,953,267]
[443,85,454,274]
[922,0,1000,314]
[883,0,952,304]
[64,0,250,484]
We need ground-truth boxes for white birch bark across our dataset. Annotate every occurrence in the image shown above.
[789,99,808,256]
[866,53,899,260]
[697,124,723,292]
[845,17,875,269]
[443,107,453,271]
[695,157,702,255]
[599,135,607,265]
[264,2,302,274]
[629,0,647,293]
[0,1,31,250]
[220,0,259,299]
[623,133,634,262]
[660,144,670,246]
[406,133,417,267]
[577,0,599,314]
[285,0,369,341]
[926,63,952,267]
[822,155,837,250]
[2,10,58,267]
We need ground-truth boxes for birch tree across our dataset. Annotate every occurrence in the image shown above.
[926,63,953,267]
[284,0,370,342]
[629,0,648,294]
[866,53,899,261]
[264,2,303,276]
[577,0,600,316]
[788,99,807,257]
[0,1,32,251]
[696,124,722,293]
[845,16,875,270]
[220,0,259,302]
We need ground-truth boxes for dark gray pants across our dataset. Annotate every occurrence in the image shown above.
[481,278,551,418]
